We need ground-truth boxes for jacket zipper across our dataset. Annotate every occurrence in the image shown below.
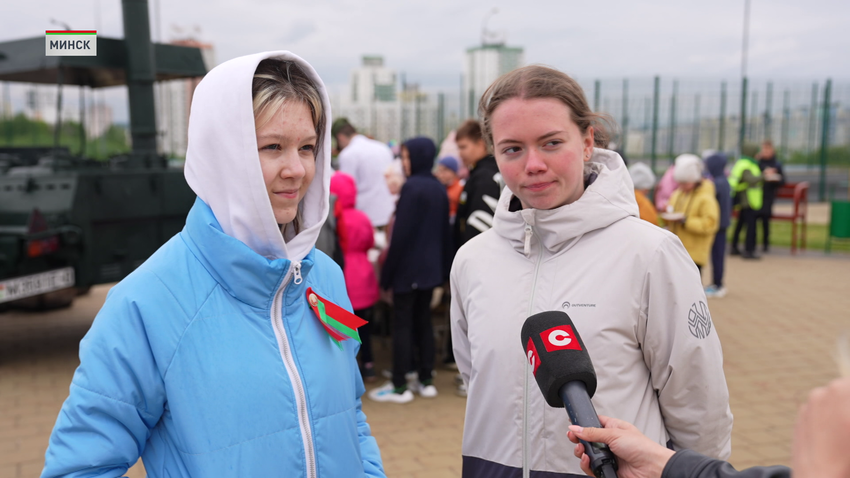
[523,224,544,478]
[270,261,316,478]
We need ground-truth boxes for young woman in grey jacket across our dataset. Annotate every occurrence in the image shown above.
[450,65,733,477]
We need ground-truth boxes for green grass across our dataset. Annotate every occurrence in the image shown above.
[728,220,850,254]
[0,114,130,160]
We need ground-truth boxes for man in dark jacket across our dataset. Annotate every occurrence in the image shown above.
[704,153,731,298]
[372,137,451,403]
[756,140,785,253]
[448,120,503,389]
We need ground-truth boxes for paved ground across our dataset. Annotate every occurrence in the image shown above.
[1,250,848,477]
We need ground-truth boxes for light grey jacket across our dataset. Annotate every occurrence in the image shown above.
[450,148,733,477]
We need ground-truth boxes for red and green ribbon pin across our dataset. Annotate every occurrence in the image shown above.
[306,287,368,350]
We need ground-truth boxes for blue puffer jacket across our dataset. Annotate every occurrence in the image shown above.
[41,200,384,478]
[41,50,385,478]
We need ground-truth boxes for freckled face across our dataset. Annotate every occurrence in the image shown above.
[490,97,594,210]
[256,102,317,225]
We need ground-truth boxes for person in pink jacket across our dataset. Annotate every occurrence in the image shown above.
[331,172,381,381]
[654,164,678,211]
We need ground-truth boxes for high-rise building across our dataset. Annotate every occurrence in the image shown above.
[461,43,524,120]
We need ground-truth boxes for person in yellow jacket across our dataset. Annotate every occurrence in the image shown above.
[666,154,720,272]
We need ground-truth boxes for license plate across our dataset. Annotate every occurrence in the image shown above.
[0,267,76,304]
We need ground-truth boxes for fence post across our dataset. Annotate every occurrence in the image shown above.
[807,82,819,170]
[819,78,832,202]
[2,82,11,145]
[668,80,678,159]
[719,81,727,151]
[651,76,660,172]
[692,93,700,153]
[437,92,445,144]
[748,91,758,141]
[414,93,421,137]
[738,76,748,155]
[781,89,790,161]
[594,80,601,112]
[764,82,773,141]
[621,79,629,153]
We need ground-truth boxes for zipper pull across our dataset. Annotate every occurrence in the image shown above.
[292,261,303,285]
[524,224,533,256]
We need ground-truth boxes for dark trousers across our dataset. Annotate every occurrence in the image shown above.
[354,307,373,364]
[758,202,773,249]
[732,208,758,253]
[392,289,435,389]
[711,228,727,287]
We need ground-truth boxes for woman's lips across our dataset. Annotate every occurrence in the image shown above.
[524,181,555,192]
[274,189,299,199]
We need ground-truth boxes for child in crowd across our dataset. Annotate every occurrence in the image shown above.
[435,156,464,223]
[330,172,381,381]
[372,137,451,403]
[704,153,732,298]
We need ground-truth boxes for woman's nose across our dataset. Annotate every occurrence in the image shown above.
[279,149,306,179]
[525,148,547,174]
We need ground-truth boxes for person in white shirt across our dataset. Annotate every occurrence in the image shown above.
[333,118,395,228]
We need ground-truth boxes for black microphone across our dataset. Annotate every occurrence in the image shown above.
[520,310,619,478]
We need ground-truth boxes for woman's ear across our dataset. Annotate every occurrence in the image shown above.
[583,127,595,162]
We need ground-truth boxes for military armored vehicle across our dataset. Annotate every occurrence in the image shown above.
[0,0,206,308]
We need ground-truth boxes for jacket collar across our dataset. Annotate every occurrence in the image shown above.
[493,148,639,256]
[182,198,315,309]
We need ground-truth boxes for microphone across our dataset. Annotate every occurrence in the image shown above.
[521,310,619,478]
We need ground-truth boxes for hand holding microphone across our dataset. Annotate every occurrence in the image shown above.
[521,311,619,478]
[568,416,673,478]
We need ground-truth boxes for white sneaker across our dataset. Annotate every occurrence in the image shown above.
[456,382,467,397]
[368,382,414,403]
[704,285,727,299]
[417,383,438,398]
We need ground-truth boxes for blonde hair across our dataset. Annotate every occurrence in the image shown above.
[478,65,613,150]
[252,59,325,142]
[252,59,324,233]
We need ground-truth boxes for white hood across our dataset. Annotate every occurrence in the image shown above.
[184,51,332,262]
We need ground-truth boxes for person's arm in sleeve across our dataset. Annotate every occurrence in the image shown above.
[41,280,169,478]
[741,169,761,187]
[450,260,471,387]
[329,265,386,478]
[638,236,733,460]
[463,173,500,241]
[684,195,720,235]
[663,450,790,478]
[380,184,417,289]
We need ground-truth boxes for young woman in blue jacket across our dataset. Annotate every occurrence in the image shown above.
[41,52,385,478]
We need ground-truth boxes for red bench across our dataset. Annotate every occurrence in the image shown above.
[772,181,809,254]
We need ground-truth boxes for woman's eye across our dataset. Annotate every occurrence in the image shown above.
[503,146,521,155]
[544,140,562,147]
[261,144,281,151]
[300,144,316,153]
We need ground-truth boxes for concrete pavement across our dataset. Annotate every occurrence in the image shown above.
[1,250,848,477]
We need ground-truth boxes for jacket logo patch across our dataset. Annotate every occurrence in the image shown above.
[688,301,712,339]
[561,301,596,310]
[540,325,582,352]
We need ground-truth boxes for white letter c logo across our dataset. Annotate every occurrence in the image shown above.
[548,330,572,347]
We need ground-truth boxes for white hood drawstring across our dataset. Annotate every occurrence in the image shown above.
[184,51,333,263]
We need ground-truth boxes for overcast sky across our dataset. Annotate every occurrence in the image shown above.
[3,0,849,121]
